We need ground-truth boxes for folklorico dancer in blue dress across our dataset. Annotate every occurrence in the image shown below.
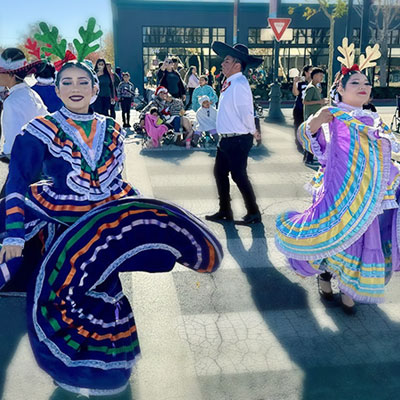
[276,39,400,314]
[0,19,222,396]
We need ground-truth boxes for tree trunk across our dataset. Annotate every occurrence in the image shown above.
[378,11,389,87]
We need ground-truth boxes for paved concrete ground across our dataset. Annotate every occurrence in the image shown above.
[0,106,400,400]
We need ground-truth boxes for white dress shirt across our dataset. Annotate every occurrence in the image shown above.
[1,81,48,155]
[216,72,255,135]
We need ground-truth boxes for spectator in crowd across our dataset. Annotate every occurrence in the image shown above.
[115,66,123,80]
[208,66,216,88]
[156,62,164,85]
[158,57,186,101]
[117,72,135,128]
[302,67,327,166]
[184,65,199,110]
[144,107,168,148]
[192,75,218,111]
[192,95,219,147]
[31,62,63,113]
[292,65,312,152]
[139,85,169,129]
[93,58,114,116]
[173,57,186,79]
[165,94,193,148]
[106,62,120,119]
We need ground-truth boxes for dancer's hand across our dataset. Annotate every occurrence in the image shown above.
[0,245,23,263]
[309,107,333,134]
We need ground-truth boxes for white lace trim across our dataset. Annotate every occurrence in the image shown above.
[305,117,328,165]
[59,106,95,122]
[2,237,25,247]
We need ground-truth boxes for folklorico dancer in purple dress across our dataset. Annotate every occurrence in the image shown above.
[0,19,222,396]
[276,39,400,314]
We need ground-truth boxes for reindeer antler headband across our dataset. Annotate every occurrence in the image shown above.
[330,38,381,103]
[26,17,103,71]
[337,37,381,76]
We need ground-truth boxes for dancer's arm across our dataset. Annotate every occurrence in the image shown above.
[1,133,45,261]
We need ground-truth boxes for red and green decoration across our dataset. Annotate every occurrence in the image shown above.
[25,17,103,70]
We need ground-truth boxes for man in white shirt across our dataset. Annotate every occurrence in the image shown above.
[0,48,47,195]
[0,49,47,159]
[206,42,262,224]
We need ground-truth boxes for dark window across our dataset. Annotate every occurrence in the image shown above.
[142,26,224,46]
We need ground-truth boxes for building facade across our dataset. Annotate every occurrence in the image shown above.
[111,0,400,92]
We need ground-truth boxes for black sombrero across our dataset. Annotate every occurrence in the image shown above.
[212,41,263,68]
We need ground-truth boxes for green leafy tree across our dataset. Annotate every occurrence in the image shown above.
[291,0,348,88]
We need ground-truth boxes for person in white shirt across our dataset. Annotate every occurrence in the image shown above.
[206,42,262,224]
[0,48,48,196]
[0,48,47,159]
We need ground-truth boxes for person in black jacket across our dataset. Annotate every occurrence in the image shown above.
[158,57,186,101]
[93,58,114,116]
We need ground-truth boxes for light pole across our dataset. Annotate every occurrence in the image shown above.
[233,0,239,44]
[346,0,353,38]
[266,0,285,122]
[360,0,370,53]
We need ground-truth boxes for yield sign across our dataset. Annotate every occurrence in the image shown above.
[268,18,291,41]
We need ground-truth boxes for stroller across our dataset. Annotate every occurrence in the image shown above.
[391,95,400,134]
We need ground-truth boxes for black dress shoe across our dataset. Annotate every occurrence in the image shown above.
[205,210,233,221]
[242,212,262,224]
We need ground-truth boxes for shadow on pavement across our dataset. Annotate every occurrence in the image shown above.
[140,148,195,165]
[0,297,27,400]
[49,385,134,400]
[221,222,400,400]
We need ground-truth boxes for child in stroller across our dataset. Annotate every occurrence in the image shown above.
[144,108,169,148]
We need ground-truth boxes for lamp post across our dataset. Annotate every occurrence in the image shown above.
[346,0,353,38]
[266,0,285,122]
[360,0,370,53]
[233,0,239,44]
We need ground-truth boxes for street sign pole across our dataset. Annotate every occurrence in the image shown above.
[266,1,285,122]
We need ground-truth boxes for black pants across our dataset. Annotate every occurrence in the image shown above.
[109,102,116,119]
[293,107,304,153]
[121,98,131,125]
[293,107,313,161]
[186,87,195,109]
[214,134,259,214]
[93,96,111,116]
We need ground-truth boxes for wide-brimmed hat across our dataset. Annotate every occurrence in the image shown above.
[0,52,43,76]
[212,41,263,68]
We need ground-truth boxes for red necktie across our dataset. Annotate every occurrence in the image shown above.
[221,80,231,93]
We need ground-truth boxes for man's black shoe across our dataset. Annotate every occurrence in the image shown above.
[205,210,233,222]
[242,212,262,224]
